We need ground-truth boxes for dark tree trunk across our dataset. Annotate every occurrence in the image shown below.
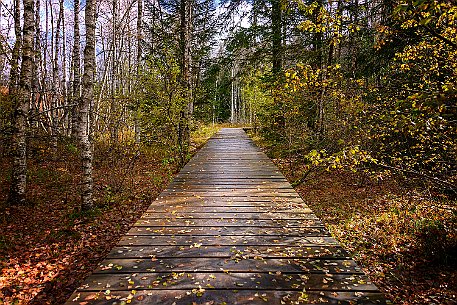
[271,0,282,75]
[178,0,192,164]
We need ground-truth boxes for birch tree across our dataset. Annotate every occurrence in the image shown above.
[9,0,22,93]
[8,0,35,204]
[80,0,96,210]
[71,0,81,137]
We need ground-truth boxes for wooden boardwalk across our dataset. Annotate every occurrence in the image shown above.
[65,128,385,305]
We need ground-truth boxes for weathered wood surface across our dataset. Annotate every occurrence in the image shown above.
[65,128,385,305]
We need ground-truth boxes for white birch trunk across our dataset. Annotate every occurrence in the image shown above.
[9,0,35,204]
[80,0,96,210]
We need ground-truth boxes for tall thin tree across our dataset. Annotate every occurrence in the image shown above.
[9,0,22,93]
[134,0,143,143]
[8,0,35,204]
[271,0,282,75]
[80,0,96,210]
[71,0,81,137]
[177,0,193,163]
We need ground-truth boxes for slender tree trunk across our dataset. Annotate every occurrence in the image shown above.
[186,0,193,118]
[9,0,22,94]
[32,0,41,127]
[178,0,192,163]
[42,0,48,104]
[61,0,68,135]
[51,0,63,154]
[80,0,96,210]
[110,0,118,145]
[349,0,359,75]
[313,0,324,135]
[9,0,35,205]
[312,0,323,68]
[71,0,81,138]
[231,66,235,124]
[134,0,143,144]
[271,0,282,75]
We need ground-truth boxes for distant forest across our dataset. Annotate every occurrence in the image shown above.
[0,0,455,206]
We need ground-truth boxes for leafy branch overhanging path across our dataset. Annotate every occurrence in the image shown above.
[65,128,385,305]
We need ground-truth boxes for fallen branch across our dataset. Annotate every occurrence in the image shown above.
[291,165,319,187]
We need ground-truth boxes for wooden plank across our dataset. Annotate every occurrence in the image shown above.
[64,128,385,305]
[125,226,329,236]
[153,197,305,204]
[93,257,363,274]
[132,218,324,227]
[106,245,349,259]
[66,290,385,305]
[145,206,314,213]
[139,212,318,219]
[77,272,379,292]
[118,235,339,246]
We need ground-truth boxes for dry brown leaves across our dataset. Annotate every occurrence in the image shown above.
[0,151,178,305]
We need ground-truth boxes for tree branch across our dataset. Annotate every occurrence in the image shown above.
[377,162,456,193]
[421,25,457,50]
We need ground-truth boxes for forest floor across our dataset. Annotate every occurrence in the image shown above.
[0,124,219,305]
[250,134,457,305]
[1,126,456,305]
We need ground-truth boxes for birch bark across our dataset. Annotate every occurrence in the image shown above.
[80,0,96,210]
[9,0,35,204]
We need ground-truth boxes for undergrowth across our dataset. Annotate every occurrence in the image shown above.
[0,124,220,305]
[249,131,457,305]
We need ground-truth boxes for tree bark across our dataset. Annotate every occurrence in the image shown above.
[109,0,118,145]
[71,0,81,138]
[51,0,64,154]
[312,0,323,68]
[178,0,192,164]
[9,0,22,93]
[80,0,96,210]
[271,0,282,75]
[231,66,235,124]
[31,0,42,126]
[61,0,68,135]
[9,0,35,205]
[134,0,143,144]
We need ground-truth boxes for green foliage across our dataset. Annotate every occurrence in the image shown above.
[305,146,375,171]
[138,52,189,152]
[68,206,102,221]
[413,217,457,263]
[362,0,457,189]
[248,0,457,192]
[241,70,275,129]
[265,63,365,155]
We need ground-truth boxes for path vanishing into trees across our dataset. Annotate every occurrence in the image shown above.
[65,128,385,305]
